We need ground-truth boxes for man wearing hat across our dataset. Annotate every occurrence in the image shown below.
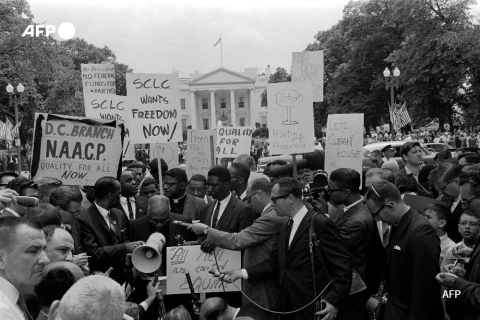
[381,145,399,170]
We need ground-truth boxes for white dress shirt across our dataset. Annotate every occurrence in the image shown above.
[450,196,462,213]
[120,196,136,219]
[288,205,308,246]
[94,202,113,229]
[211,193,232,227]
[1,208,19,217]
[0,277,26,320]
[342,197,363,212]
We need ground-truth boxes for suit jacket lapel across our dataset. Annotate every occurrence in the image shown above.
[135,195,146,217]
[335,202,362,226]
[91,205,114,241]
[288,210,313,252]
[386,209,414,266]
[216,196,236,230]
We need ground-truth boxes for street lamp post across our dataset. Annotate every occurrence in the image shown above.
[383,67,400,140]
[6,83,24,174]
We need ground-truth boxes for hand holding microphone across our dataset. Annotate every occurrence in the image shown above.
[0,189,19,209]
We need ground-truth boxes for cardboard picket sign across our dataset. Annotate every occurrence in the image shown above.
[186,129,215,178]
[291,51,324,102]
[324,114,364,177]
[84,93,134,160]
[267,82,315,155]
[126,73,182,144]
[81,64,116,95]
[216,127,253,159]
[149,142,179,169]
[166,246,241,295]
[31,113,123,186]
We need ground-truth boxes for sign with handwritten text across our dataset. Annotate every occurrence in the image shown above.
[292,51,324,102]
[31,113,123,186]
[166,246,241,295]
[149,142,179,168]
[267,82,314,155]
[216,127,253,159]
[84,93,134,160]
[81,64,116,95]
[126,73,182,143]
[325,114,364,177]
[186,129,215,178]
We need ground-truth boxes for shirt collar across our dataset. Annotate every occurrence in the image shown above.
[343,196,363,212]
[94,202,109,219]
[262,203,272,215]
[120,196,135,204]
[439,233,449,241]
[2,207,19,217]
[218,192,232,207]
[292,205,308,226]
[239,190,247,200]
[0,276,19,306]
[405,164,423,176]
[172,192,186,203]
[233,308,240,319]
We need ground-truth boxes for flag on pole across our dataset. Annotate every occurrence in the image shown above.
[5,118,13,141]
[0,120,6,140]
[394,103,412,127]
[11,122,20,139]
[213,36,221,47]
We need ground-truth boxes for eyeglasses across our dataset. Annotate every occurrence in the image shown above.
[436,179,456,193]
[149,218,170,225]
[270,194,290,204]
[461,195,480,209]
[245,191,260,204]
[325,185,346,195]
[66,207,84,215]
[231,176,243,179]
[459,220,480,227]
[163,182,179,188]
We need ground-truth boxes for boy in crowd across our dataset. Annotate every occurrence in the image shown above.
[441,211,480,269]
[424,203,456,265]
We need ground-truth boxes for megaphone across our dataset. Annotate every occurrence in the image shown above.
[132,233,166,273]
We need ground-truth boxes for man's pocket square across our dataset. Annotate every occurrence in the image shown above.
[394,245,401,251]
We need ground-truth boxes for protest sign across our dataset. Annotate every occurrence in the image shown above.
[216,127,253,159]
[324,114,364,177]
[149,142,179,168]
[292,51,324,102]
[267,82,315,155]
[166,246,241,295]
[126,73,182,144]
[84,93,134,160]
[81,64,116,95]
[186,129,215,178]
[31,113,123,185]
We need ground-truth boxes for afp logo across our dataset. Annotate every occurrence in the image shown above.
[22,22,76,40]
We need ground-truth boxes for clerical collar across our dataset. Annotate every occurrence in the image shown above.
[172,192,186,203]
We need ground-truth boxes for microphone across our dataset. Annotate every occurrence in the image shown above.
[16,196,39,207]
[175,235,185,246]
[173,220,192,227]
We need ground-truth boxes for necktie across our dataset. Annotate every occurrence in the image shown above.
[17,294,32,320]
[286,219,294,251]
[127,198,134,220]
[107,212,118,244]
[212,201,221,228]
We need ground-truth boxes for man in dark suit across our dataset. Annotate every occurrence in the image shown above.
[430,162,463,242]
[327,168,376,320]
[365,181,443,320]
[437,164,480,320]
[130,194,194,275]
[163,168,205,221]
[189,178,288,320]
[115,170,149,220]
[228,163,250,201]
[394,141,431,197]
[76,176,144,283]
[200,166,255,234]
[219,177,352,320]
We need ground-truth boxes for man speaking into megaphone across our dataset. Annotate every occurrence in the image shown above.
[130,195,196,276]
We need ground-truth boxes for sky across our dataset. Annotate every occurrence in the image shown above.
[27,0,352,76]
[28,0,480,78]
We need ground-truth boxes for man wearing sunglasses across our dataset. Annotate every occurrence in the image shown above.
[189,178,288,320]
[437,164,480,320]
[365,181,443,320]
[216,177,352,320]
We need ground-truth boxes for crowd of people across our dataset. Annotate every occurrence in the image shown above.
[0,140,479,320]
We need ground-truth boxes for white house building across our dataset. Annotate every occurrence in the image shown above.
[177,66,271,131]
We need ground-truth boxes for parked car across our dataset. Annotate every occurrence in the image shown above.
[363,141,436,170]
[423,142,457,158]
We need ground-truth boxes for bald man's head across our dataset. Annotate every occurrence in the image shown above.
[42,261,84,281]
[200,297,228,320]
[148,195,170,220]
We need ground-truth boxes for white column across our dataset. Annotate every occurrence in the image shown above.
[190,90,197,129]
[230,89,236,126]
[210,89,216,129]
[249,88,255,126]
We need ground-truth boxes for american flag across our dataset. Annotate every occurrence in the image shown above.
[390,102,411,128]
[11,122,20,139]
[5,118,13,140]
[0,120,6,140]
